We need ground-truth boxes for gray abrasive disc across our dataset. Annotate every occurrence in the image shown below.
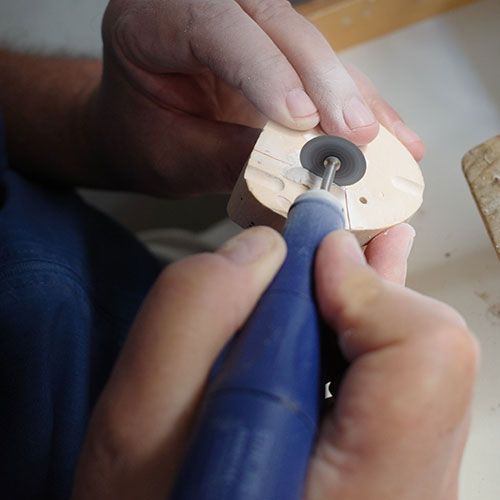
[299,136,366,186]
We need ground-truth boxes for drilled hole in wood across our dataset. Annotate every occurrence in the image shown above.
[359,197,368,204]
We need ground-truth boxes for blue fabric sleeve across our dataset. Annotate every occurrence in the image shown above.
[0,115,162,499]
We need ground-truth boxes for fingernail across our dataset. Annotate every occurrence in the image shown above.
[403,224,416,259]
[343,97,376,130]
[394,121,422,144]
[217,227,280,265]
[286,89,318,119]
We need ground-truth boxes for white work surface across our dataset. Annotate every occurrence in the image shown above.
[2,0,500,498]
[339,2,500,498]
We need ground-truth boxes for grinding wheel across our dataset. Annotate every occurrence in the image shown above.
[227,121,425,246]
[299,135,366,186]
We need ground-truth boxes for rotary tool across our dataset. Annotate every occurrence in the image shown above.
[170,135,367,500]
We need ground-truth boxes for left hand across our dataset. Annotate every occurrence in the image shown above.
[89,0,425,196]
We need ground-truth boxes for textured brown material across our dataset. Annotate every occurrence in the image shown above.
[463,134,500,260]
[295,0,482,50]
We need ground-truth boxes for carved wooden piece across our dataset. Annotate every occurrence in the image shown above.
[463,134,500,261]
[227,122,424,246]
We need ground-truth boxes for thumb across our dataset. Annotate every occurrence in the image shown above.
[305,231,479,500]
[72,227,286,500]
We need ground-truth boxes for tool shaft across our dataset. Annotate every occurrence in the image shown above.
[320,156,341,190]
[170,190,345,500]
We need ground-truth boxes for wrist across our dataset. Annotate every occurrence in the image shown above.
[0,50,106,186]
[70,63,111,187]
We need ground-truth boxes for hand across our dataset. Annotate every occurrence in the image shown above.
[91,0,425,196]
[305,226,478,500]
[72,224,477,500]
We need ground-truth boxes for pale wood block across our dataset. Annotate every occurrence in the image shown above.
[463,134,500,260]
[227,121,424,246]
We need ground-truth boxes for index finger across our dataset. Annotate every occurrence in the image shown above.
[363,223,416,286]
[237,0,379,145]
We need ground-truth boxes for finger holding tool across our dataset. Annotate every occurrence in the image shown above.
[170,136,367,500]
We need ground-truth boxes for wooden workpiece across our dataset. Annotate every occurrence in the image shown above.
[228,122,424,246]
[295,0,482,51]
[463,134,500,261]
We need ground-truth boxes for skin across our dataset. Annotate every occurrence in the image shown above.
[71,224,478,500]
[0,2,474,497]
[93,0,425,195]
[1,0,424,196]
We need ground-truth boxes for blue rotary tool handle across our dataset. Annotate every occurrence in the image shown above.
[170,189,346,500]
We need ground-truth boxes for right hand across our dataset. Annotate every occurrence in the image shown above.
[90,0,425,196]
[305,227,479,499]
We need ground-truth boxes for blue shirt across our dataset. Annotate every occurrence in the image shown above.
[0,115,161,499]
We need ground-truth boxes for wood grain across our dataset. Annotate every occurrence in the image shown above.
[463,134,500,261]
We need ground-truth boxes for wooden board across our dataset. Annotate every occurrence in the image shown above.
[295,0,482,50]
[463,134,500,261]
[228,121,424,246]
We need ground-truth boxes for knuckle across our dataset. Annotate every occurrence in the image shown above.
[84,402,141,465]
[154,256,242,331]
[430,318,480,379]
[154,254,235,300]
[190,0,239,27]
[152,253,257,331]
[340,268,385,318]
[246,0,294,24]
[235,51,289,93]
[305,66,339,102]
[251,51,287,76]
[327,267,386,332]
